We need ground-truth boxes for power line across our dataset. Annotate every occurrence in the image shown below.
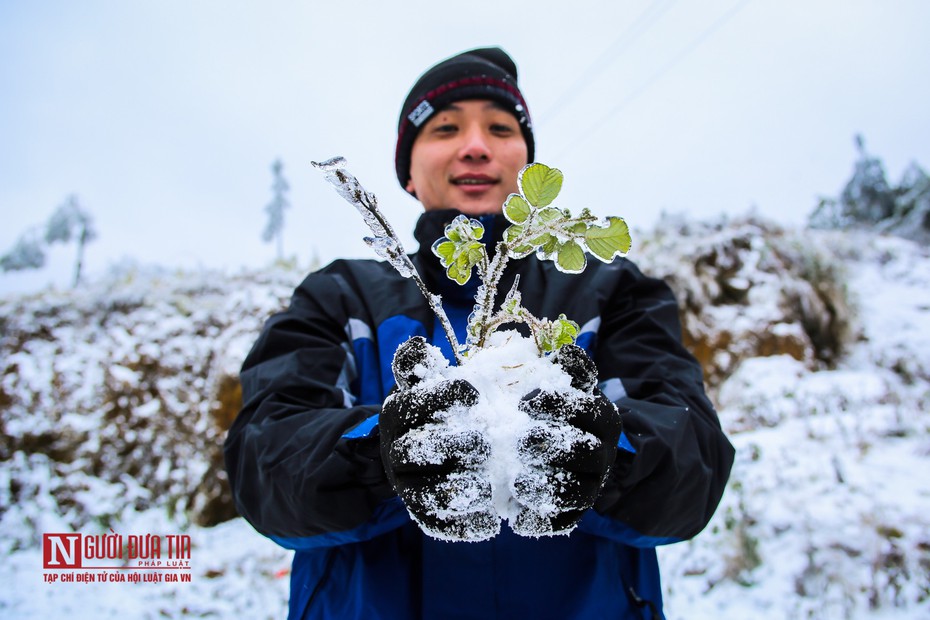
[551,0,754,160]
[536,0,678,128]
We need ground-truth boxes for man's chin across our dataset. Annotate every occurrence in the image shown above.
[448,203,505,217]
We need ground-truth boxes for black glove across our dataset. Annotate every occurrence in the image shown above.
[380,337,499,541]
[511,344,622,536]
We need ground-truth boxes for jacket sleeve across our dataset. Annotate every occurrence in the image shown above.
[223,270,398,543]
[581,260,735,546]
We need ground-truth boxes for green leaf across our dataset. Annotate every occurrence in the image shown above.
[538,207,562,223]
[504,225,534,258]
[552,315,580,348]
[556,240,586,273]
[519,163,563,207]
[584,217,632,262]
[509,245,534,259]
[505,224,523,242]
[504,194,531,224]
[531,233,558,258]
[467,244,484,266]
[445,214,482,244]
[432,240,455,265]
[447,260,471,285]
[537,314,580,353]
[445,228,462,243]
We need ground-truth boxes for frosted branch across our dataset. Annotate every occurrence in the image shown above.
[312,157,463,364]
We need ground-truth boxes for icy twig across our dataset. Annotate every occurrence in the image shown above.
[312,157,463,364]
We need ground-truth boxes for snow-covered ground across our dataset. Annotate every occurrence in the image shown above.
[1,227,928,618]
[659,231,930,619]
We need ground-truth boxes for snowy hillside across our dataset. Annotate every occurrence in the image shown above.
[657,229,930,619]
[1,220,928,619]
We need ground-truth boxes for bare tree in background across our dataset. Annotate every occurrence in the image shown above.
[262,159,291,261]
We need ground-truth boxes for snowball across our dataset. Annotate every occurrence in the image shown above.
[404,331,588,537]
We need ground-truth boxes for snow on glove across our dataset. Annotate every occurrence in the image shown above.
[511,344,622,537]
[380,337,499,542]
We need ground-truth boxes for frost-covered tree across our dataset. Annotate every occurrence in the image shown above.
[840,134,896,223]
[810,135,930,243]
[1,195,96,286]
[45,194,97,287]
[262,159,291,261]
[0,230,47,272]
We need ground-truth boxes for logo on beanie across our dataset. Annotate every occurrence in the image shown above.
[408,100,434,127]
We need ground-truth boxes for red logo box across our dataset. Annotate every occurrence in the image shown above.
[43,533,83,569]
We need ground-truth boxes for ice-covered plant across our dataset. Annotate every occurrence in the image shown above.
[312,157,631,363]
[313,157,631,541]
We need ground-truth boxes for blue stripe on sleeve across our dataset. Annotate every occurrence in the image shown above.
[342,413,379,439]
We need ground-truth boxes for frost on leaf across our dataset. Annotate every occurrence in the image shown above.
[584,217,632,263]
[519,162,563,208]
[555,240,586,274]
[503,194,531,224]
[536,315,581,354]
[431,215,488,285]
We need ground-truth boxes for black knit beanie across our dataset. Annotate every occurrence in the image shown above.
[395,47,535,191]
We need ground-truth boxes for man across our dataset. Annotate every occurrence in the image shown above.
[225,47,734,619]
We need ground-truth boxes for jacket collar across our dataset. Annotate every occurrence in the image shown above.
[412,209,511,304]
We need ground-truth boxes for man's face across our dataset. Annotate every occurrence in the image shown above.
[406,99,529,215]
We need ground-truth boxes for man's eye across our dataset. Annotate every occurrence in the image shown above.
[490,124,516,135]
[434,124,457,134]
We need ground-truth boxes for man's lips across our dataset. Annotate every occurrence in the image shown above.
[451,175,498,191]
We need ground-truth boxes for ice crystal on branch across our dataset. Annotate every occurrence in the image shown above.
[312,156,462,362]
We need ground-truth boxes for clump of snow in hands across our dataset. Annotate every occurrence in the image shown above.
[406,330,583,533]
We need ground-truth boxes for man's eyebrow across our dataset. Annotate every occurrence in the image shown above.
[483,101,510,112]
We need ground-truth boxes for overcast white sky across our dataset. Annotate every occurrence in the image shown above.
[2,0,928,294]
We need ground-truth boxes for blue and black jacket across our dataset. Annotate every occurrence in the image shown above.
[224,209,734,619]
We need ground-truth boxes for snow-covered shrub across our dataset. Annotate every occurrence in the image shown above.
[0,265,299,544]
[637,214,855,395]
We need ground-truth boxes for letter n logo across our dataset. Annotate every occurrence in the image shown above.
[43,534,82,569]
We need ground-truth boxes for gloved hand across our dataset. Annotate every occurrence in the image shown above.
[380,337,499,541]
[511,344,622,536]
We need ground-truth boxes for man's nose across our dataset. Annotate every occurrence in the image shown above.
[459,126,492,161]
